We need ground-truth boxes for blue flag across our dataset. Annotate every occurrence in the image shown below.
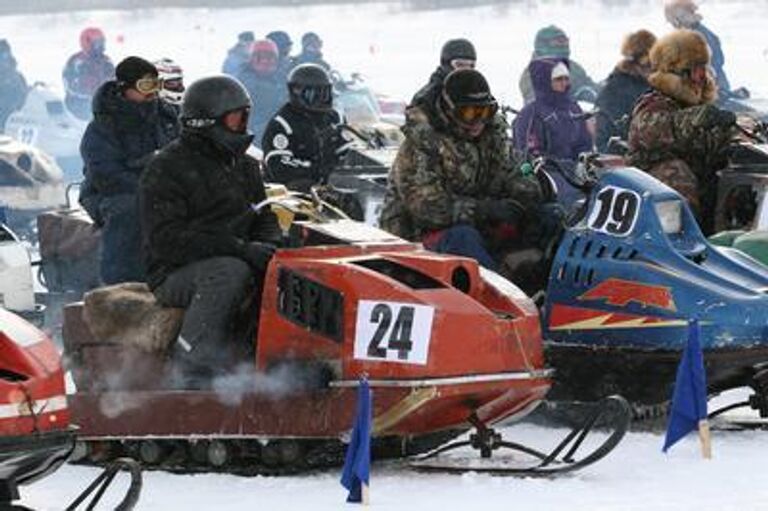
[663,319,708,452]
[341,378,372,503]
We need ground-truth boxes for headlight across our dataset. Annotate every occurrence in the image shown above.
[655,200,682,234]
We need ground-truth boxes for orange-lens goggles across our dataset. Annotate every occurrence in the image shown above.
[456,104,497,123]
[135,76,162,95]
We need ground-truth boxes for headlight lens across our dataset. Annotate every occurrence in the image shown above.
[655,200,682,234]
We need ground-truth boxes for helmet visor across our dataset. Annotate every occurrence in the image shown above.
[298,84,332,110]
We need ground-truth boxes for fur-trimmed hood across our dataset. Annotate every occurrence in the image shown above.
[648,29,717,106]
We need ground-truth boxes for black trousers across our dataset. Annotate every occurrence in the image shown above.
[153,257,256,378]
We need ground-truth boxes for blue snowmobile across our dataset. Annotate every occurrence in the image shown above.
[540,165,768,414]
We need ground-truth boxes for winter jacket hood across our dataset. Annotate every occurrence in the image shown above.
[529,57,571,108]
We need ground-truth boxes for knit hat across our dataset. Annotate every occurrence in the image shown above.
[116,56,158,89]
[440,38,476,67]
[534,25,570,58]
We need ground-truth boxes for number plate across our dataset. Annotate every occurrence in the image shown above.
[587,185,641,237]
[353,300,435,365]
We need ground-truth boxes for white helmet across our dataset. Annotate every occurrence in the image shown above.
[154,58,185,105]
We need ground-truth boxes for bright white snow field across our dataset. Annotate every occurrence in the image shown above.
[4,1,768,509]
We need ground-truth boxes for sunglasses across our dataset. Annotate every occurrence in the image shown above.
[679,64,708,82]
[163,78,185,92]
[455,103,497,124]
[135,75,162,95]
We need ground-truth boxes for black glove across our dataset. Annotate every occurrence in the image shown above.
[477,198,525,224]
[699,105,736,129]
[241,241,277,271]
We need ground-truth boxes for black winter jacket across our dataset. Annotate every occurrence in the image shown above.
[80,81,179,207]
[140,131,280,289]
[410,65,449,111]
[261,103,350,192]
[595,63,650,152]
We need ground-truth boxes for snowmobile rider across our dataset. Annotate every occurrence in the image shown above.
[595,29,657,152]
[222,31,255,76]
[627,29,736,236]
[266,30,294,84]
[519,25,598,105]
[513,58,593,161]
[410,38,476,112]
[292,32,331,71]
[62,27,115,120]
[237,39,287,147]
[262,63,354,194]
[380,68,544,279]
[79,57,180,285]
[664,0,737,98]
[140,75,281,385]
[0,39,28,131]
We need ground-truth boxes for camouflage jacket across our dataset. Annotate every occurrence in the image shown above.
[626,90,732,179]
[379,106,541,241]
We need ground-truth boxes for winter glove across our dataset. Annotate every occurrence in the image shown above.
[698,105,736,130]
[476,198,526,225]
[241,241,277,271]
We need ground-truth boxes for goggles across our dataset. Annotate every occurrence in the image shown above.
[455,103,497,124]
[450,58,476,70]
[135,75,162,95]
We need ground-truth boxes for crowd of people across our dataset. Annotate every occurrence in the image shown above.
[0,0,748,385]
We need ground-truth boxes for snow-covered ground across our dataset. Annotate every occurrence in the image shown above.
[22,419,768,511]
[4,1,768,509]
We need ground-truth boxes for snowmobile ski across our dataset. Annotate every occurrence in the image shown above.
[410,395,631,476]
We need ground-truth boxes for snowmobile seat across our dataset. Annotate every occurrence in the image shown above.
[63,283,184,391]
[37,208,101,293]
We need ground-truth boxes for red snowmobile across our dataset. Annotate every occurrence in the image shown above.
[62,189,629,476]
[0,308,144,510]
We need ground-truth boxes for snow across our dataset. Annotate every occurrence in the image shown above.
[4,1,768,509]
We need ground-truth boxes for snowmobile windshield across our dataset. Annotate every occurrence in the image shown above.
[337,89,380,125]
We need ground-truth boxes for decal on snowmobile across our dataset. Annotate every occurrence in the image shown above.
[577,278,677,311]
[586,185,641,237]
[548,304,688,331]
[353,300,435,365]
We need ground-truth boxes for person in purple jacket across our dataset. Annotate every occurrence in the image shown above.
[513,57,592,162]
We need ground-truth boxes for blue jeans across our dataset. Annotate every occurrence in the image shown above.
[99,194,145,284]
[424,225,497,269]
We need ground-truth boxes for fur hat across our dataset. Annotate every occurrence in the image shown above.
[621,30,656,61]
[648,29,716,106]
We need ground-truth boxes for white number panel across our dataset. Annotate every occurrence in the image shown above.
[587,185,641,237]
[353,300,435,365]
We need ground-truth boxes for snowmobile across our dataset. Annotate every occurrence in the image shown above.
[61,186,629,476]
[4,82,86,183]
[0,134,66,242]
[0,307,141,510]
[542,165,768,419]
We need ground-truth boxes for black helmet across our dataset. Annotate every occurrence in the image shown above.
[287,64,333,112]
[181,75,254,155]
[440,38,476,67]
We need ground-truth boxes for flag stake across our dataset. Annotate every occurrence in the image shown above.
[698,419,712,459]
